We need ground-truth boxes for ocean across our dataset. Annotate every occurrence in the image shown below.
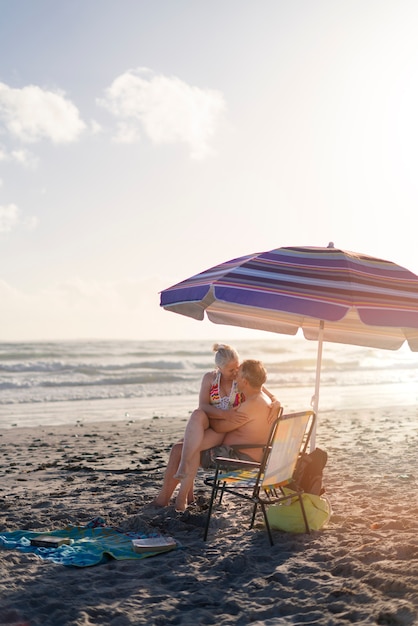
[0,338,417,429]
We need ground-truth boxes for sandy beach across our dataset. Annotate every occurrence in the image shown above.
[1,406,418,625]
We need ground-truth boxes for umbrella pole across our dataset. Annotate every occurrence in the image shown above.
[311,320,324,450]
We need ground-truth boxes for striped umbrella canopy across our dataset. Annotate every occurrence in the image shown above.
[160,244,418,441]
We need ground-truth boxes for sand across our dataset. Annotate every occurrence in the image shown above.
[1,406,418,626]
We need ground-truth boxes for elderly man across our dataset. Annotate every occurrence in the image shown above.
[151,359,277,511]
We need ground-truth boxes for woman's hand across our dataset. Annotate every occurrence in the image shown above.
[210,409,248,433]
[268,398,282,424]
[227,408,249,423]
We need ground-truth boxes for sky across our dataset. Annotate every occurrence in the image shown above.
[1,0,418,342]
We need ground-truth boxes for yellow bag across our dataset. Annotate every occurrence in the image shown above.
[266,491,331,533]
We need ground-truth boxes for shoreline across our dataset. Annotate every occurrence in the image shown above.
[1,406,418,625]
[0,395,197,430]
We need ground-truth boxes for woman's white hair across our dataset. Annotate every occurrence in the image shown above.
[213,343,239,368]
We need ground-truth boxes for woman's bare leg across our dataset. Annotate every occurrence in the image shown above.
[175,427,224,512]
[174,408,211,479]
[175,451,201,512]
[150,442,195,507]
[151,442,183,507]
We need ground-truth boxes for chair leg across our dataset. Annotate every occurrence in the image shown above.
[203,486,216,541]
[250,503,258,529]
[203,469,220,541]
[260,503,274,546]
[218,481,226,504]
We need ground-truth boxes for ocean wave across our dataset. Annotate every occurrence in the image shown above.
[0,358,194,374]
[1,339,417,416]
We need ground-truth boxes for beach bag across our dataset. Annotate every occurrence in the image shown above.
[293,447,328,496]
[266,490,331,533]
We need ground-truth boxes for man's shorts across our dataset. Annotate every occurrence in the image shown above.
[200,445,256,470]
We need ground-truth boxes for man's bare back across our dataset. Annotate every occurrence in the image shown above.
[223,391,272,461]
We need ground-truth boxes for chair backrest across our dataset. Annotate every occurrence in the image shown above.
[261,410,315,489]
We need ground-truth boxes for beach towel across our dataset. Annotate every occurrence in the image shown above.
[0,518,179,567]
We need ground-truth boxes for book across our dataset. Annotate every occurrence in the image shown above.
[30,535,71,548]
[131,536,177,554]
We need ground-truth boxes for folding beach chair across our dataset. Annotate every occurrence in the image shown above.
[203,410,316,545]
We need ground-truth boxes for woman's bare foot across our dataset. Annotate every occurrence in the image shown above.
[174,488,195,512]
[175,494,188,512]
[148,497,168,508]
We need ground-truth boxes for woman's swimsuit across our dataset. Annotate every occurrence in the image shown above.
[209,370,244,410]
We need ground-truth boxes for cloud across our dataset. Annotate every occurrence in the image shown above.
[21,215,39,230]
[0,144,38,168]
[90,119,103,134]
[98,68,226,159]
[0,204,38,233]
[0,204,19,232]
[0,82,86,143]
[11,148,39,168]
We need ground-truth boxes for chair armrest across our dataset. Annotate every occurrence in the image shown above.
[229,444,266,450]
[215,456,261,469]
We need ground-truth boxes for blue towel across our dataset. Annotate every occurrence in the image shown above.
[0,519,178,567]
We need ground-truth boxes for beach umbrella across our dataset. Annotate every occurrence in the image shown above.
[160,244,418,445]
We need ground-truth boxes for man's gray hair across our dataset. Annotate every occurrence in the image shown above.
[239,359,267,388]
